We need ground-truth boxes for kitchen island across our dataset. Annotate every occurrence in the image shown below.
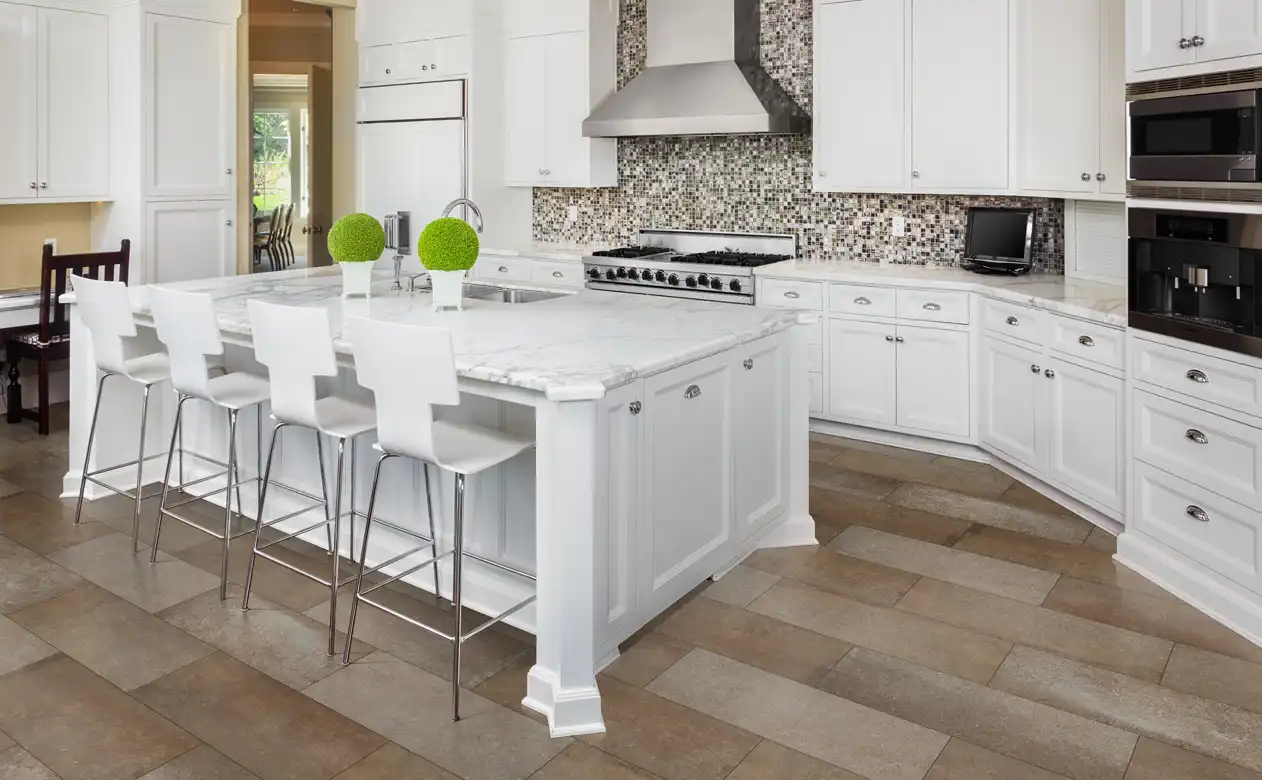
[63,267,816,737]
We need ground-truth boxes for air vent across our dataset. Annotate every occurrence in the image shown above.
[1128,183,1262,204]
[1128,67,1262,98]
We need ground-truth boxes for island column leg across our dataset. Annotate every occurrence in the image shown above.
[524,397,606,738]
[759,312,819,549]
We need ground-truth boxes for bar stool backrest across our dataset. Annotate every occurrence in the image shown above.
[149,286,223,402]
[73,275,137,376]
[348,317,458,464]
[248,299,337,429]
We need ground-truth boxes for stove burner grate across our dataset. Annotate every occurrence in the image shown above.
[591,246,672,259]
[672,251,792,268]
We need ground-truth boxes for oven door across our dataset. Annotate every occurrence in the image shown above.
[1130,90,1261,182]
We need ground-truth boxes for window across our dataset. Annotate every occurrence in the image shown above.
[253,110,293,213]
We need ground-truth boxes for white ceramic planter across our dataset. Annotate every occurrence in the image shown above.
[429,269,467,311]
[340,261,375,298]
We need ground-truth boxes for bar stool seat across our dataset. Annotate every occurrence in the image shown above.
[312,396,376,439]
[204,372,272,410]
[377,421,532,475]
[120,353,173,385]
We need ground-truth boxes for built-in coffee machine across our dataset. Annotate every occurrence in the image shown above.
[1129,208,1262,358]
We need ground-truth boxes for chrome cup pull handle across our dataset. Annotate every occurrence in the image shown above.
[1187,369,1209,384]
[1078,335,1095,347]
[1186,429,1209,444]
[854,296,871,305]
[1006,316,1019,326]
[784,291,801,300]
[498,266,508,273]
[1186,505,1210,523]
[922,302,942,311]
[684,385,702,400]
[552,271,564,278]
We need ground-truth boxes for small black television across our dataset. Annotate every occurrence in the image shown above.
[963,207,1035,275]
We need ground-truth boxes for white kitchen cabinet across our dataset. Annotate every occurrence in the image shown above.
[145,14,234,200]
[813,0,906,192]
[358,35,470,86]
[1128,0,1195,72]
[828,319,898,427]
[1195,0,1262,63]
[1047,359,1125,512]
[143,199,234,284]
[356,0,470,48]
[911,0,1009,191]
[896,325,971,438]
[594,381,643,648]
[504,35,549,185]
[981,335,1047,472]
[733,336,789,542]
[1128,0,1262,78]
[0,3,37,201]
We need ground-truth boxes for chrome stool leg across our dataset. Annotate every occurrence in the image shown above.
[423,464,441,605]
[74,373,110,526]
[316,432,334,554]
[452,472,466,722]
[150,395,190,563]
[131,385,153,554]
[243,422,287,611]
[328,437,347,656]
[342,453,390,666]
[348,437,358,564]
[221,409,240,600]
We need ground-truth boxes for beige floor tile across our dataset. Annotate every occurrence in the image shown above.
[0,535,82,614]
[749,580,1011,684]
[10,584,213,691]
[831,448,1014,499]
[831,526,1060,604]
[533,743,661,780]
[305,652,565,780]
[331,743,458,780]
[0,436,52,474]
[647,648,947,780]
[49,532,220,613]
[0,459,71,504]
[743,546,920,607]
[0,479,23,500]
[0,655,198,780]
[158,586,370,690]
[810,438,847,464]
[702,565,780,608]
[97,493,249,555]
[810,462,903,500]
[829,437,939,464]
[1083,527,1118,553]
[0,614,56,676]
[1124,737,1262,780]
[925,739,1072,780]
[1162,644,1262,715]
[472,657,546,724]
[0,730,11,753]
[953,526,1170,597]
[0,746,59,780]
[1043,577,1262,666]
[813,520,846,546]
[810,489,973,546]
[604,632,693,688]
[139,745,262,780]
[995,480,1080,517]
[888,483,1094,544]
[0,493,115,555]
[821,648,1137,780]
[582,673,761,780]
[726,740,865,780]
[177,535,334,613]
[992,645,1262,774]
[896,579,1174,682]
[134,652,384,780]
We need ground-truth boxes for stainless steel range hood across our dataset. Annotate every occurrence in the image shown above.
[582,0,810,138]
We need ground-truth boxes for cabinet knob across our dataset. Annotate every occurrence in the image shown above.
[225,168,232,175]
[28,182,36,189]
[1096,172,1106,182]
[1078,335,1095,347]
[1006,316,1019,326]
[922,302,941,311]
[743,358,754,370]
[1081,172,1091,181]
[1179,37,1193,48]
[684,384,702,400]
[895,335,905,343]
[1186,505,1210,523]
[1192,35,1205,47]
[1045,368,1056,379]
[818,171,827,177]
[912,170,921,179]
[39,182,46,189]
[385,68,392,74]
[1186,428,1209,444]
[629,401,642,415]
[1031,364,1041,374]
[422,65,429,71]
[886,335,895,342]
[1187,369,1209,384]
[544,169,551,175]
[431,63,437,69]
[225,219,233,226]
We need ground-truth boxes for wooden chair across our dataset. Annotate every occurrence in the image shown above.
[279,204,296,268]
[5,240,131,435]
[254,206,282,271]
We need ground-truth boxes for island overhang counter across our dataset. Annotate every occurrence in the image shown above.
[61,268,818,737]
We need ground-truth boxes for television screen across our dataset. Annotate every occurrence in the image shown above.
[966,208,1034,264]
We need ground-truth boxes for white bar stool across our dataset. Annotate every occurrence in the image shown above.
[341,318,536,722]
[242,300,377,656]
[147,286,273,599]
[72,276,172,553]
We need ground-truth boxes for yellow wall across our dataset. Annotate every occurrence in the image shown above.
[0,204,93,291]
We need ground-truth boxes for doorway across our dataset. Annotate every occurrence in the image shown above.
[248,0,334,272]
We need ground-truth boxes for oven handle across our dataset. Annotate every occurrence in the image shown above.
[1129,89,1260,117]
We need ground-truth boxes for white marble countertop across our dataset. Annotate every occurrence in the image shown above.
[755,259,1128,327]
[114,268,799,401]
[478,242,599,263]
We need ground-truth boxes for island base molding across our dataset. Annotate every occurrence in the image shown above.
[523,666,607,738]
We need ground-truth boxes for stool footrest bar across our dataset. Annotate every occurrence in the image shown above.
[360,550,454,597]
[256,517,336,551]
[460,595,536,642]
[356,595,457,642]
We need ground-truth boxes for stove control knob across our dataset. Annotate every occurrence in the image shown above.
[711,277,724,290]
[655,270,667,283]
[685,276,697,288]
[587,267,600,280]
[729,279,743,293]
[668,274,680,286]
[626,268,639,280]
[697,274,709,287]
[642,268,654,280]
[617,267,628,278]
[605,269,617,281]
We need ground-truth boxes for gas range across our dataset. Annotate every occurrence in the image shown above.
[583,230,796,305]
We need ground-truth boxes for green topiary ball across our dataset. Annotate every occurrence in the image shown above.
[418,217,480,272]
[327,213,386,263]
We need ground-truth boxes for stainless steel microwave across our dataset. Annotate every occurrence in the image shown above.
[1129,89,1262,182]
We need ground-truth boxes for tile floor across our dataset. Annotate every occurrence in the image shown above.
[2,412,1262,780]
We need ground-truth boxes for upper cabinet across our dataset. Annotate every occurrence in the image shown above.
[0,3,109,204]
[357,0,470,48]
[1016,0,1125,199]
[502,0,617,188]
[1128,0,1262,80]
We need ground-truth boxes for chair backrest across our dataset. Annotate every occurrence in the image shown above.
[268,206,283,244]
[248,299,337,428]
[42,240,130,344]
[149,286,223,401]
[348,318,458,463]
[72,274,137,376]
[281,204,295,240]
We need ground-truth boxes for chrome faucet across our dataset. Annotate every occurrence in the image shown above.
[441,198,485,234]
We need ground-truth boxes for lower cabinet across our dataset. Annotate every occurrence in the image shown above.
[732,334,789,542]
[143,200,234,284]
[828,319,897,426]
[980,335,1047,471]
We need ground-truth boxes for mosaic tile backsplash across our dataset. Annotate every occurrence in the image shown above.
[532,0,1066,271]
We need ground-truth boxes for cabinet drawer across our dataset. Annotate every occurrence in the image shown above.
[896,288,970,324]
[1134,389,1262,509]
[809,372,824,415]
[761,279,823,310]
[983,298,1044,345]
[1049,315,1123,371]
[1132,337,1262,419]
[1133,461,1262,596]
[530,260,584,288]
[476,257,533,283]
[830,284,896,317]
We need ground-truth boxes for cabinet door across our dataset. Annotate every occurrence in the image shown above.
[1127,0,1195,72]
[1194,0,1262,63]
[504,35,548,186]
[911,0,1009,191]
[1017,0,1099,195]
[1047,360,1125,513]
[828,319,898,427]
[1098,0,1127,195]
[733,335,789,542]
[895,326,971,438]
[432,35,471,77]
[594,381,643,650]
[146,14,234,199]
[144,200,234,284]
[359,43,399,85]
[356,0,410,47]
[543,31,589,186]
[814,0,906,191]
[0,4,38,201]
[980,336,1048,473]
[394,39,434,81]
[641,353,733,617]
[38,9,109,200]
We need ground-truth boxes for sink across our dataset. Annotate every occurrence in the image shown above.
[463,284,568,304]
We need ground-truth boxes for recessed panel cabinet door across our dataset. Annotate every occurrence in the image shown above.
[828,319,897,427]
[1047,360,1125,513]
[594,382,642,650]
[1195,0,1262,64]
[39,9,109,200]
[504,35,548,185]
[980,335,1047,473]
[0,4,37,201]
[814,0,906,191]
[544,31,589,186]
[144,200,233,284]
[733,335,788,542]
[146,14,234,199]
[1127,0,1195,72]
[895,326,971,438]
[1099,0,1127,195]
